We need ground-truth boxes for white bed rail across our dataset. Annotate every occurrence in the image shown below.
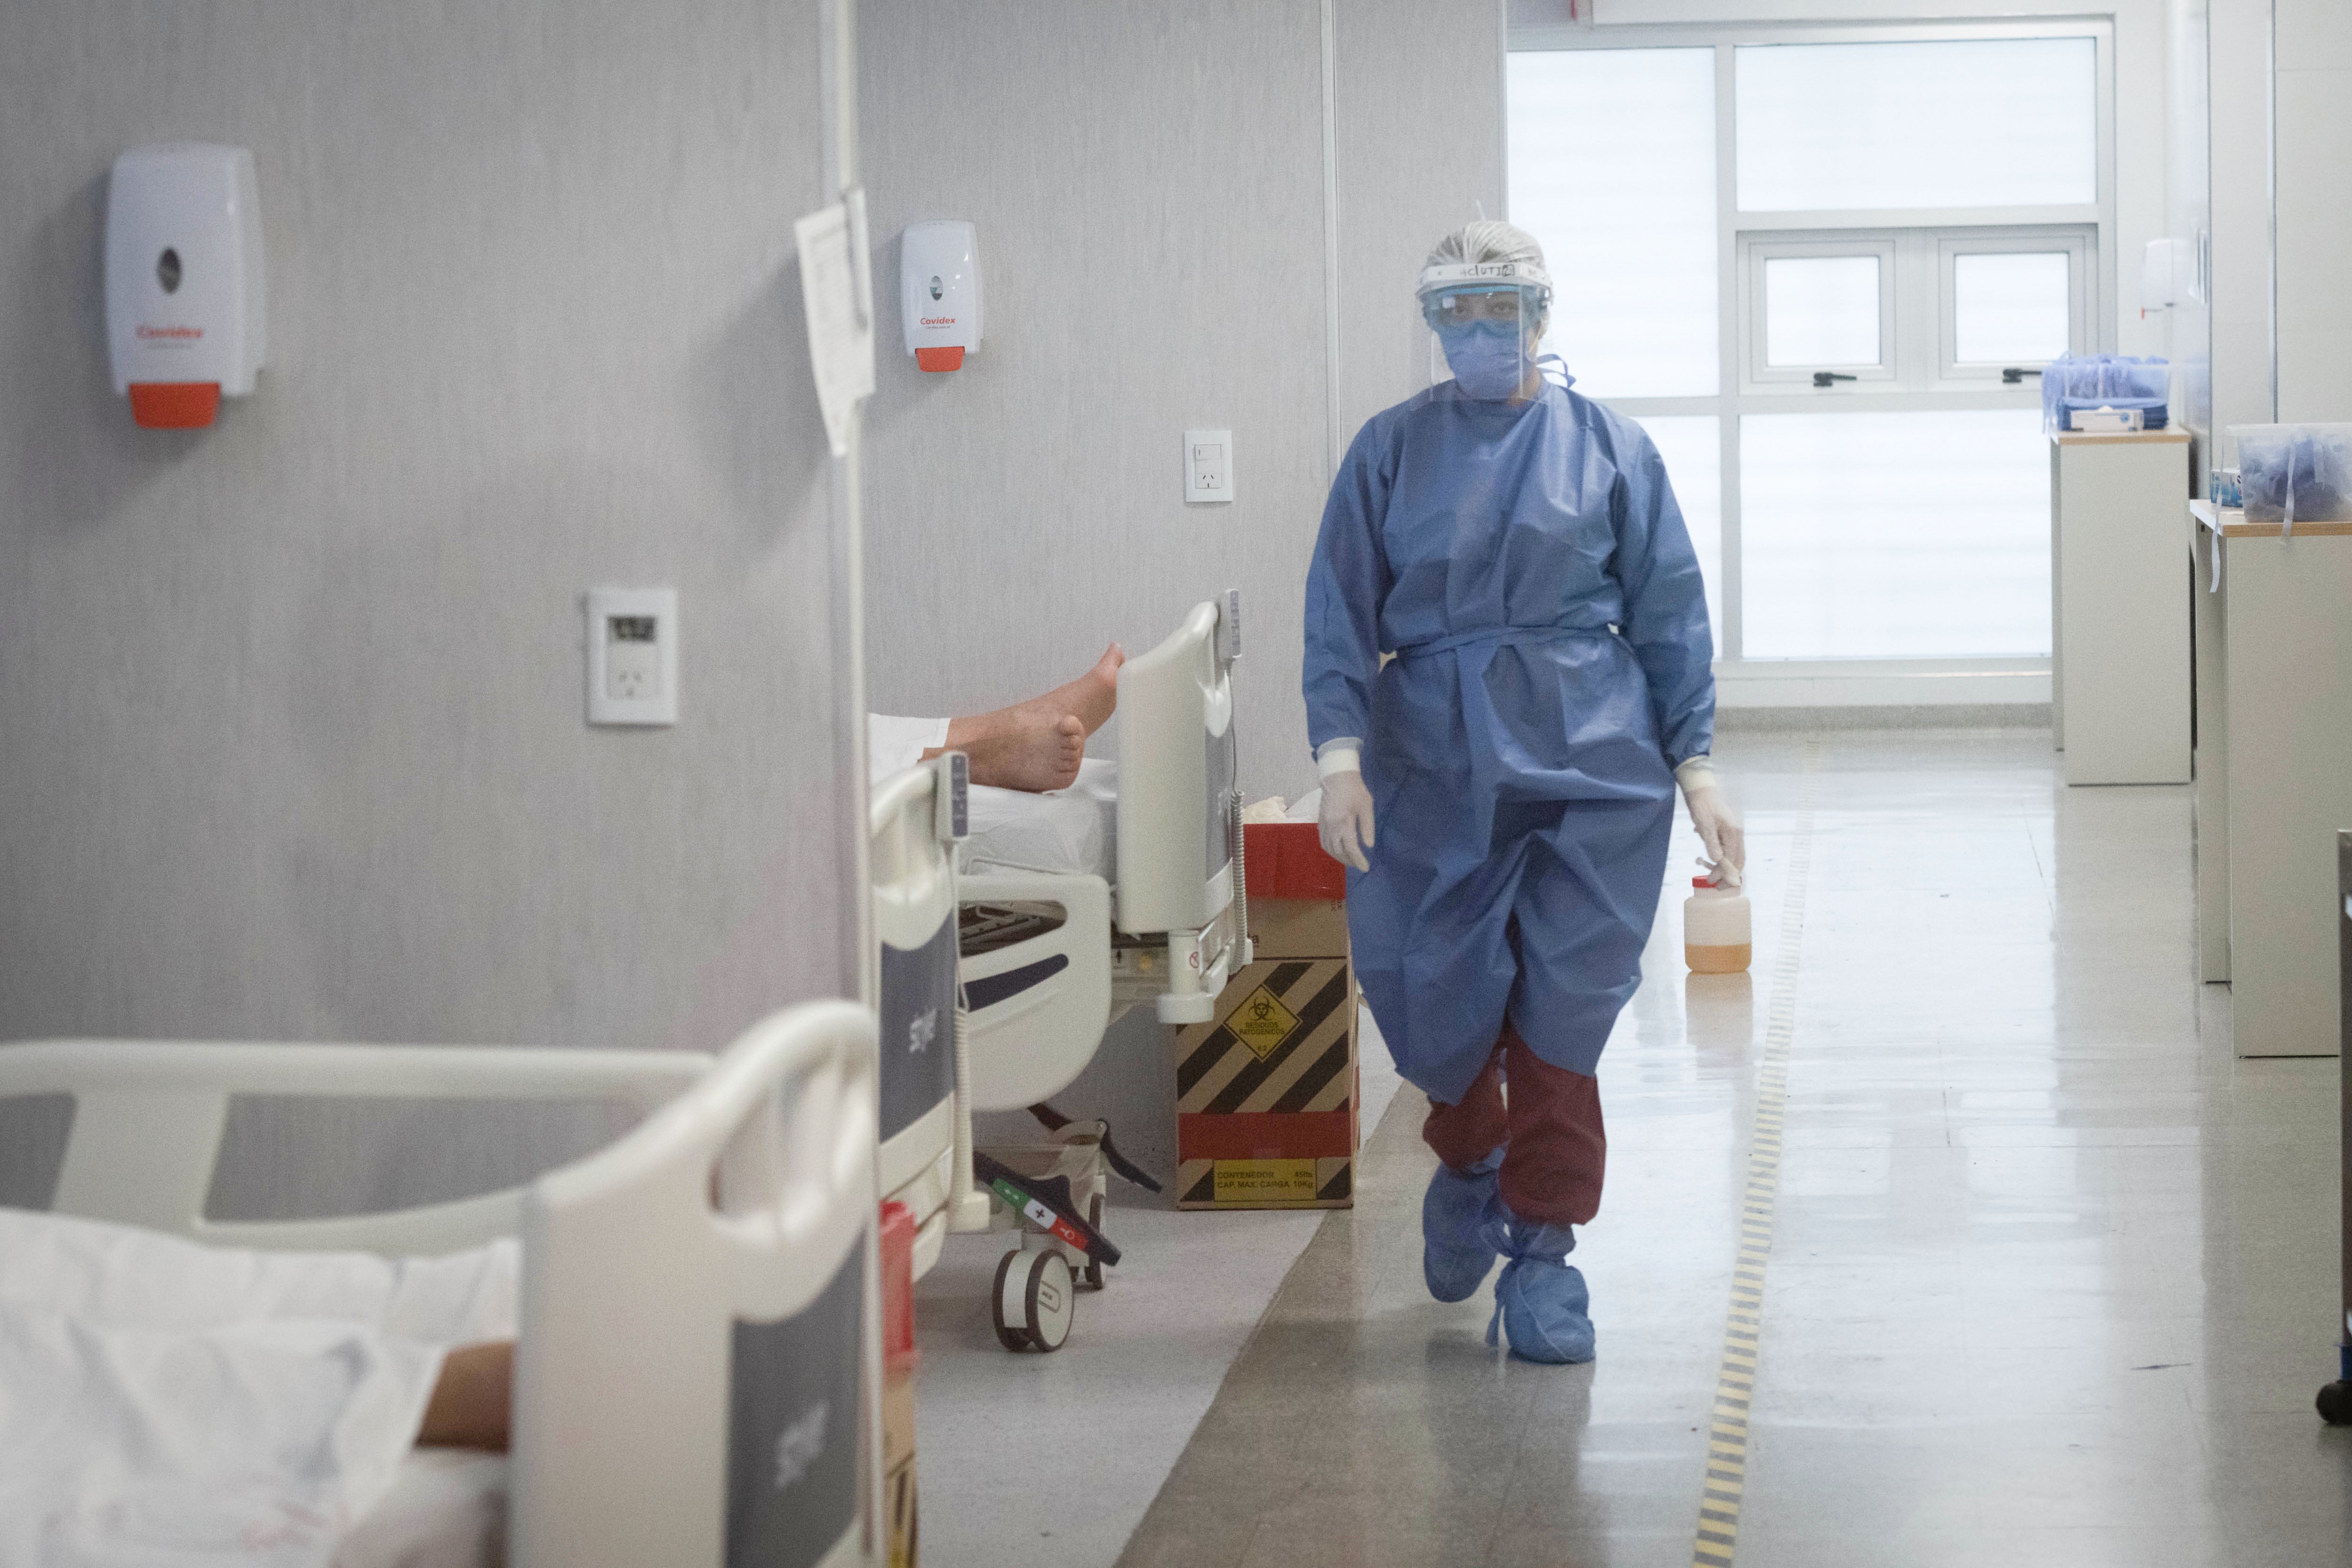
[957,870,1113,1109]
[4,1001,887,1567]
[513,998,881,1568]
[869,755,985,1266]
[1114,590,1248,1022]
[0,1039,706,1255]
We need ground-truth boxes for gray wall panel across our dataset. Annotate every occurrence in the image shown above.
[1335,0,1507,448]
[0,2,850,1210]
[858,0,1329,803]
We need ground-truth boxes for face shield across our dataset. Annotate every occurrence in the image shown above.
[1416,259,1553,402]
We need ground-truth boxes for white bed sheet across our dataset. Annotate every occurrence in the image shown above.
[334,1450,506,1568]
[0,1209,517,1568]
[961,758,1118,880]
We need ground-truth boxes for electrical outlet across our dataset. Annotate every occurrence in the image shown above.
[586,588,677,726]
[1184,428,1233,503]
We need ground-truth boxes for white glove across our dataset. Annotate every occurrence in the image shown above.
[1318,767,1376,873]
[1677,758,1745,890]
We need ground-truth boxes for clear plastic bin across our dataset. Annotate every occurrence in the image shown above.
[2229,423,2352,526]
[2043,354,2171,432]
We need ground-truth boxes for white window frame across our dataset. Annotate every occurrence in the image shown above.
[1938,229,2094,382]
[1505,17,2117,683]
[1744,236,1899,388]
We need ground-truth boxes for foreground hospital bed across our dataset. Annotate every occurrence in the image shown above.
[0,1000,886,1568]
[866,592,1248,1349]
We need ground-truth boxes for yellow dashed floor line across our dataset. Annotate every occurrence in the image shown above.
[1692,747,1816,1568]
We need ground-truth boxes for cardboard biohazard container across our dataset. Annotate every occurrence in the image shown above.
[1174,957,1358,1207]
[1173,819,1358,1209]
[1243,818,1350,959]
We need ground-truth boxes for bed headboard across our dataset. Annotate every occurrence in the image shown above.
[1114,590,1241,939]
[867,755,964,1201]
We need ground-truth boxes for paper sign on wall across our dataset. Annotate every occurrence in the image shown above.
[795,189,875,457]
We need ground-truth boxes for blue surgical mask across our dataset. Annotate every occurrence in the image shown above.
[1441,321,1530,400]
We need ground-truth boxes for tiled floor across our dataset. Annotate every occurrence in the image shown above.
[909,1010,1403,1568]
[931,728,2352,1566]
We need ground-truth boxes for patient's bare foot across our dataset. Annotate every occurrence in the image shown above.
[944,709,1087,792]
[1029,644,1124,739]
[927,645,1124,792]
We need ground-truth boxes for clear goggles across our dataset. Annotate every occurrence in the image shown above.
[1420,283,1545,334]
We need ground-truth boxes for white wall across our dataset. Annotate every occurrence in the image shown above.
[860,0,1506,808]
[2201,0,2352,448]
[1335,3,1507,444]
[2209,0,2273,444]
[2164,0,2211,454]
[2273,0,2352,424]
[0,3,852,1204]
[859,0,1330,806]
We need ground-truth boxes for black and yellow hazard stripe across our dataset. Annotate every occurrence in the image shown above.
[1693,744,1817,1568]
[1173,959,1354,1116]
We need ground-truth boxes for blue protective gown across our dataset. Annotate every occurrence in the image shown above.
[1302,375,1714,1106]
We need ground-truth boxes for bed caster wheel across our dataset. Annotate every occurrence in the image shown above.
[989,1247,1031,1352]
[2319,1382,2352,1425]
[991,1247,1076,1352]
[1081,1196,1106,1291]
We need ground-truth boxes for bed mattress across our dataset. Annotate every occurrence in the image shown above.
[335,1449,507,1568]
[961,758,1118,880]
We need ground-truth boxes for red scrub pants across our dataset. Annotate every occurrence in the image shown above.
[1422,1024,1606,1228]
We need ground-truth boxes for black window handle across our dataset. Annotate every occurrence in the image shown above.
[1812,371,1858,388]
[2002,367,2043,384]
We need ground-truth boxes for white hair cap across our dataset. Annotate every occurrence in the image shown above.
[1416,220,1554,299]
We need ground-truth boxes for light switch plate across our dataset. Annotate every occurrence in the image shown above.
[586,587,678,726]
[1184,428,1233,503]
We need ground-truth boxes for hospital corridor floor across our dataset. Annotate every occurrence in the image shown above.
[918,728,2352,1568]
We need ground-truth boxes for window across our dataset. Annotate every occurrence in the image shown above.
[1741,410,2053,658]
[1746,239,1897,383]
[1940,233,2090,379]
[1741,229,2091,392]
[1509,24,2110,672]
[1632,415,1725,652]
[1734,38,2098,212]
[1507,48,1718,398]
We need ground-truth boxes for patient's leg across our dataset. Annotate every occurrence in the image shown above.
[418,1340,513,1451]
[930,644,1124,792]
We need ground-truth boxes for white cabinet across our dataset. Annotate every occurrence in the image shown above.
[2193,501,2352,1056]
[2049,431,2192,784]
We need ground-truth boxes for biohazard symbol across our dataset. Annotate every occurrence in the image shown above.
[1230,985,1300,1062]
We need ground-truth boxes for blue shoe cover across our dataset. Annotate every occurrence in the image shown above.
[1422,1149,1505,1303]
[1486,1258,1594,1364]
[1484,1216,1593,1364]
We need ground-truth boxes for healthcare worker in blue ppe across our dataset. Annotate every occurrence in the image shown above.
[1303,221,1743,1364]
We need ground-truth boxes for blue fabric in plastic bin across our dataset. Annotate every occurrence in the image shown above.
[2043,354,2170,432]
[2234,424,2352,525]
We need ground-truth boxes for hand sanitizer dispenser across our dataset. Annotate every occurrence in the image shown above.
[105,144,265,429]
[900,221,980,372]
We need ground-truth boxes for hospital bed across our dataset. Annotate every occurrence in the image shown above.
[867,591,1249,1349]
[960,589,1250,1039]
[0,1000,887,1568]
